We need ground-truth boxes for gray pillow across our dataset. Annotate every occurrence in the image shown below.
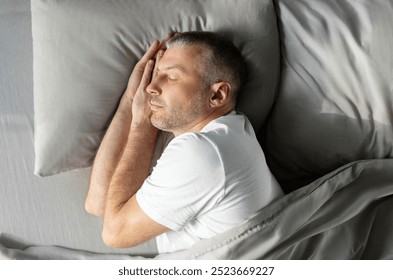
[32,0,280,176]
[264,0,393,192]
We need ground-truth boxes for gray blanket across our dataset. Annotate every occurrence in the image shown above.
[2,159,392,259]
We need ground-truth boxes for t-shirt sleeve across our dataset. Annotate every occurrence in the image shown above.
[136,133,225,231]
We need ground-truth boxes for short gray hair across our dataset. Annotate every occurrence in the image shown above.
[166,31,247,102]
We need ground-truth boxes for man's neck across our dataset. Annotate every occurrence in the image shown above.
[172,106,234,137]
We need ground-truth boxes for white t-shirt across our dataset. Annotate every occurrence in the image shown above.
[136,111,283,253]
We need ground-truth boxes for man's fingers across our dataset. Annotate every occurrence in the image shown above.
[140,33,174,67]
[140,60,155,89]
[131,33,173,89]
[153,50,164,76]
[158,32,174,50]
[152,33,173,62]
[138,40,160,67]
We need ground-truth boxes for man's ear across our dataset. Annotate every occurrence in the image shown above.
[209,82,232,108]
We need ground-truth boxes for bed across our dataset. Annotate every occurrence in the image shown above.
[1,0,393,260]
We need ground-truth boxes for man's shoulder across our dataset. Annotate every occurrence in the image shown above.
[202,111,253,138]
[168,132,220,158]
[151,132,224,183]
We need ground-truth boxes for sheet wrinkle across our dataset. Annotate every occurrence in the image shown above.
[2,159,393,259]
[175,160,366,258]
[189,212,280,259]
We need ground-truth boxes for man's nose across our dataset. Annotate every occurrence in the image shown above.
[146,77,161,96]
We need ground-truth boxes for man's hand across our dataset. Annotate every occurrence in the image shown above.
[126,34,173,127]
[130,59,156,128]
[124,33,173,101]
[131,50,167,128]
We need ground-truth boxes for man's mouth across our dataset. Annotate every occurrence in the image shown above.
[150,100,164,111]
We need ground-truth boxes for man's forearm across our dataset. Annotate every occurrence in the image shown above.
[103,124,158,235]
[85,94,133,216]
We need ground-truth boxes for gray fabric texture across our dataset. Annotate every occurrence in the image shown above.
[263,0,393,192]
[0,0,156,257]
[3,0,393,260]
[31,0,280,176]
[2,159,393,259]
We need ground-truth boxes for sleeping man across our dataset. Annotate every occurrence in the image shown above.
[85,31,283,254]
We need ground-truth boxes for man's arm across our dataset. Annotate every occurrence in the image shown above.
[102,58,169,248]
[85,40,163,217]
[84,94,133,217]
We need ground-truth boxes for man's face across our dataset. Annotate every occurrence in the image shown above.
[146,45,211,136]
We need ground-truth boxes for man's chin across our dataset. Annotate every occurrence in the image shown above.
[150,116,166,131]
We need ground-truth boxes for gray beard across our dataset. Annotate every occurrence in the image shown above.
[150,89,208,133]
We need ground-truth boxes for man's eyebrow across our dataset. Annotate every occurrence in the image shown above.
[157,64,187,73]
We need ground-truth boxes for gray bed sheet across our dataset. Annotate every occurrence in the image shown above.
[2,159,393,259]
[0,0,156,257]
